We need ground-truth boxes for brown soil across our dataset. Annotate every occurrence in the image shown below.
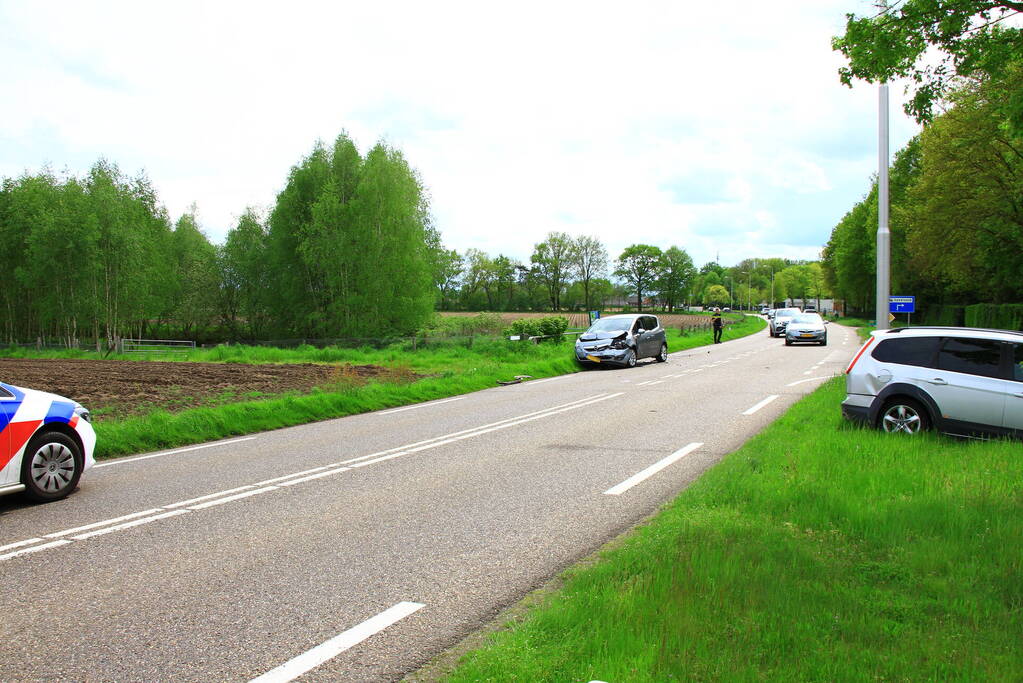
[0,358,412,421]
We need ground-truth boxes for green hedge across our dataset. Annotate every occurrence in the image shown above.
[918,304,966,326]
[506,315,569,341]
[965,304,1023,331]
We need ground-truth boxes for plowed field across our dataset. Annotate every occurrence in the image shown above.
[0,359,407,420]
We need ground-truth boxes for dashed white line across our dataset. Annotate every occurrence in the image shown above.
[604,442,703,495]
[742,395,779,415]
[44,508,166,537]
[249,601,425,683]
[188,487,277,510]
[0,537,45,553]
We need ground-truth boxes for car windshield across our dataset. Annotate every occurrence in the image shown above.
[791,314,823,324]
[775,308,801,317]
[586,318,634,333]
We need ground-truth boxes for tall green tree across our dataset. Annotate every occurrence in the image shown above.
[657,246,696,312]
[531,232,577,310]
[614,244,663,312]
[571,235,608,311]
[833,1,1023,129]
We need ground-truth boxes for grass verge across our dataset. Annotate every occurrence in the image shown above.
[437,377,1023,682]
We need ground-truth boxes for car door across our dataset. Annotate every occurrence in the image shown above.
[1003,342,1023,433]
[0,385,16,485]
[924,337,1006,431]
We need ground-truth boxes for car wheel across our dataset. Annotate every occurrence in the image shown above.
[656,343,668,362]
[785,338,792,346]
[624,349,637,368]
[20,431,83,502]
[878,398,930,434]
[821,337,828,346]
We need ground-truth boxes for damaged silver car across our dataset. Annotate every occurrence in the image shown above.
[575,314,668,368]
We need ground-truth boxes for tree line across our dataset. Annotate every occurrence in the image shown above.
[0,133,437,346]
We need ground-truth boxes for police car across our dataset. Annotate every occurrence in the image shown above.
[0,382,96,502]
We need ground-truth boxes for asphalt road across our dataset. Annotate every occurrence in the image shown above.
[0,322,860,682]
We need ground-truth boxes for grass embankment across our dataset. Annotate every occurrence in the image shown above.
[8,315,764,459]
[440,378,1023,682]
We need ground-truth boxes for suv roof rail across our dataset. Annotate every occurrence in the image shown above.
[884,326,1023,338]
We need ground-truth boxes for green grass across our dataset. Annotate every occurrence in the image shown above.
[440,378,1023,682]
[9,318,765,459]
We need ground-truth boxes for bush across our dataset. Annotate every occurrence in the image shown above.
[537,315,569,339]
[505,316,569,342]
[507,319,542,340]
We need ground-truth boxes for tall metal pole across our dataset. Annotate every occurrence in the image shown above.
[876,83,891,330]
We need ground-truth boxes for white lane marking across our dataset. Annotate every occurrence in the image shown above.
[527,376,568,385]
[92,437,258,469]
[0,539,71,561]
[339,393,611,467]
[71,510,189,540]
[250,465,334,487]
[787,376,832,386]
[249,602,425,683]
[379,396,465,415]
[660,374,676,379]
[350,393,624,470]
[0,537,44,553]
[636,380,657,386]
[164,486,257,509]
[188,487,278,510]
[742,395,779,415]
[44,508,165,538]
[604,443,703,496]
[803,370,813,375]
[276,467,350,487]
[645,380,665,386]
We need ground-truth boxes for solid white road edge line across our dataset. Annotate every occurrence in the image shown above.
[379,396,465,415]
[0,537,45,553]
[603,442,703,496]
[742,395,779,415]
[188,487,278,510]
[787,376,832,387]
[92,437,258,469]
[44,508,166,537]
[248,602,425,683]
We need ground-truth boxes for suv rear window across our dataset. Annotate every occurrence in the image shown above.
[871,337,939,367]
[937,337,1003,378]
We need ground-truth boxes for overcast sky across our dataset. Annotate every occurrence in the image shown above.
[1,0,919,268]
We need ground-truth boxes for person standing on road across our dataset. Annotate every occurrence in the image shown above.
[712,309,723,344]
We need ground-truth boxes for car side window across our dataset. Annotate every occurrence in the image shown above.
[1012,343,1023,382]
[937,337,1003,378]
[644,316,658,331]
[871,337,939,367]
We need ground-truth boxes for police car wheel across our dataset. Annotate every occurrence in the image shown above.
[21,431,83,503]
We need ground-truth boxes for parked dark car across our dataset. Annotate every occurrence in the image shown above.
[575,314,668,368]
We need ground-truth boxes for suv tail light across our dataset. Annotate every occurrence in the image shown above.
[846,336,875,374]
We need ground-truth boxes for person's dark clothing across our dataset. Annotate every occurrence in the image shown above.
[712,313,723,343]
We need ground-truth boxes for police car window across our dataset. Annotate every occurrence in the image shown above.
[870,337,939,367]
[1012,343,1023,382]
[937,338,1003,378]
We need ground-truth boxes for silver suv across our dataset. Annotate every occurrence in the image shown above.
[575,314,668,368]
[842,327,1023,437]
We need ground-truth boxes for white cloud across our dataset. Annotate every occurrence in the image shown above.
[0,0,918,268]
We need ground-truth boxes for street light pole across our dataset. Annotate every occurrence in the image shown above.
[876,83,891,330]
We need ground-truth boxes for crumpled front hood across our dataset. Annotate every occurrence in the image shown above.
[578,330,628,342]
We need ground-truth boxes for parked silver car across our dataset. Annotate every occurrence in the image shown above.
[842,326,1023,438]
[575,314,668,368]
[785,313,828,346]
[768,307,801,337]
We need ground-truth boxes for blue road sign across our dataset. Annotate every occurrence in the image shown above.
[889,296,915,314]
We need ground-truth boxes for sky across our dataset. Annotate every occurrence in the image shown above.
[0,0,920,269]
